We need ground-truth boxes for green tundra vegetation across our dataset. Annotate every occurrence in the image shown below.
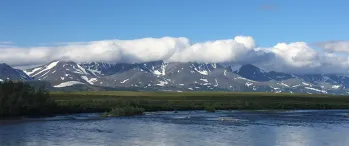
[52,91,349,115]
[2,82,349,118]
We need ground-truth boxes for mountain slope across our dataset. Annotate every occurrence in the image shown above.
[235,64,296,81]
[24,61,97,87]
[0,63,32,81]
[20,61,349,94]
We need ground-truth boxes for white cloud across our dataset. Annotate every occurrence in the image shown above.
[271,42,319,68]
[1,36,349,74]
[316,41,349,53]
[0,37,189,66]
[168,36,262,63]
[260,42,349,74]
[0,36,260,66]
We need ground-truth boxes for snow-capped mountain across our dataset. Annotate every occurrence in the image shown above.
[1,60,349,94]
[23,61,98,87]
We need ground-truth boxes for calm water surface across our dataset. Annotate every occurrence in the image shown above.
[1,110,349,146]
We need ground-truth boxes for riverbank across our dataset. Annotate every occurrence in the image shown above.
[51,91,349,115]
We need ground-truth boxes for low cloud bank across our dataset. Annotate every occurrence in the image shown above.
[1,36,348,74]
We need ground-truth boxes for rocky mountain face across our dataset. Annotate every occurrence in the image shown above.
[0,63,32,81]
[25,61,97,87]
[235,64,295,81]
[1,60,349,95]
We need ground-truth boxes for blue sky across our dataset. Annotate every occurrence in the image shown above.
[1,0,348,47]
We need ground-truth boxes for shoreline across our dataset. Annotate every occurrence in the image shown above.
[2,109,349,122]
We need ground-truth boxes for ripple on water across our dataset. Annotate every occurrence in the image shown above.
[1,110,349,146]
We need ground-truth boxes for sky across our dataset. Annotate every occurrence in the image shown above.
[0,0,349,74]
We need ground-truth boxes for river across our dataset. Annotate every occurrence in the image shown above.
[1,110,349,146]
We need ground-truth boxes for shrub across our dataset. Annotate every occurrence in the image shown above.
[102,106,145,117]
[204,106,216,112]
[0,81,56,117]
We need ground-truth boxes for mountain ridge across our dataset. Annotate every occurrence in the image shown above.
[1,61,349,95]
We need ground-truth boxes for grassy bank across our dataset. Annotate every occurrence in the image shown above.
[51,91,349,115]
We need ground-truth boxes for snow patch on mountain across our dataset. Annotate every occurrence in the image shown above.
[202,82,211,86]
[120,79,129,83]
[305,87,327,94]
[332,85,341,89]
[81,76,97,85]
[245,82,253,87]
[89,78,98,83]
[153,70,163,76]
[212,63,217,69]
[280,82,290,87]
[75,64,89,75]
[293,84,301,88]
[32,61,59,77]
[200,78,208,82]
[53,81,85,88]
[302,82,311,86]
[196,70,208,75]
[161,63,167,75]
[214,79,218,87]
[191,64,209,75]
[270,86,280,90]
[235,76,255,82]
[156,80,168,86]
[24,67,42,76]
[87,68,102,76]
[39,70,50,78]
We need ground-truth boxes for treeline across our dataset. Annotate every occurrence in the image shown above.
[3,81,349,118]
[0,81,57,118]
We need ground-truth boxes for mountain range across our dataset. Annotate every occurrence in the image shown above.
[1,60,348,95]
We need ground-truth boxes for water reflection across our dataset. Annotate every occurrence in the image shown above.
[1,110,349,146]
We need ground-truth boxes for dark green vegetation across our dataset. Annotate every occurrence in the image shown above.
[204,105,216,112]
[101,106,145,117]
[0,81,57,118]
[51,91,349,115]
[3,81,349,118]
[205,106,216,113]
